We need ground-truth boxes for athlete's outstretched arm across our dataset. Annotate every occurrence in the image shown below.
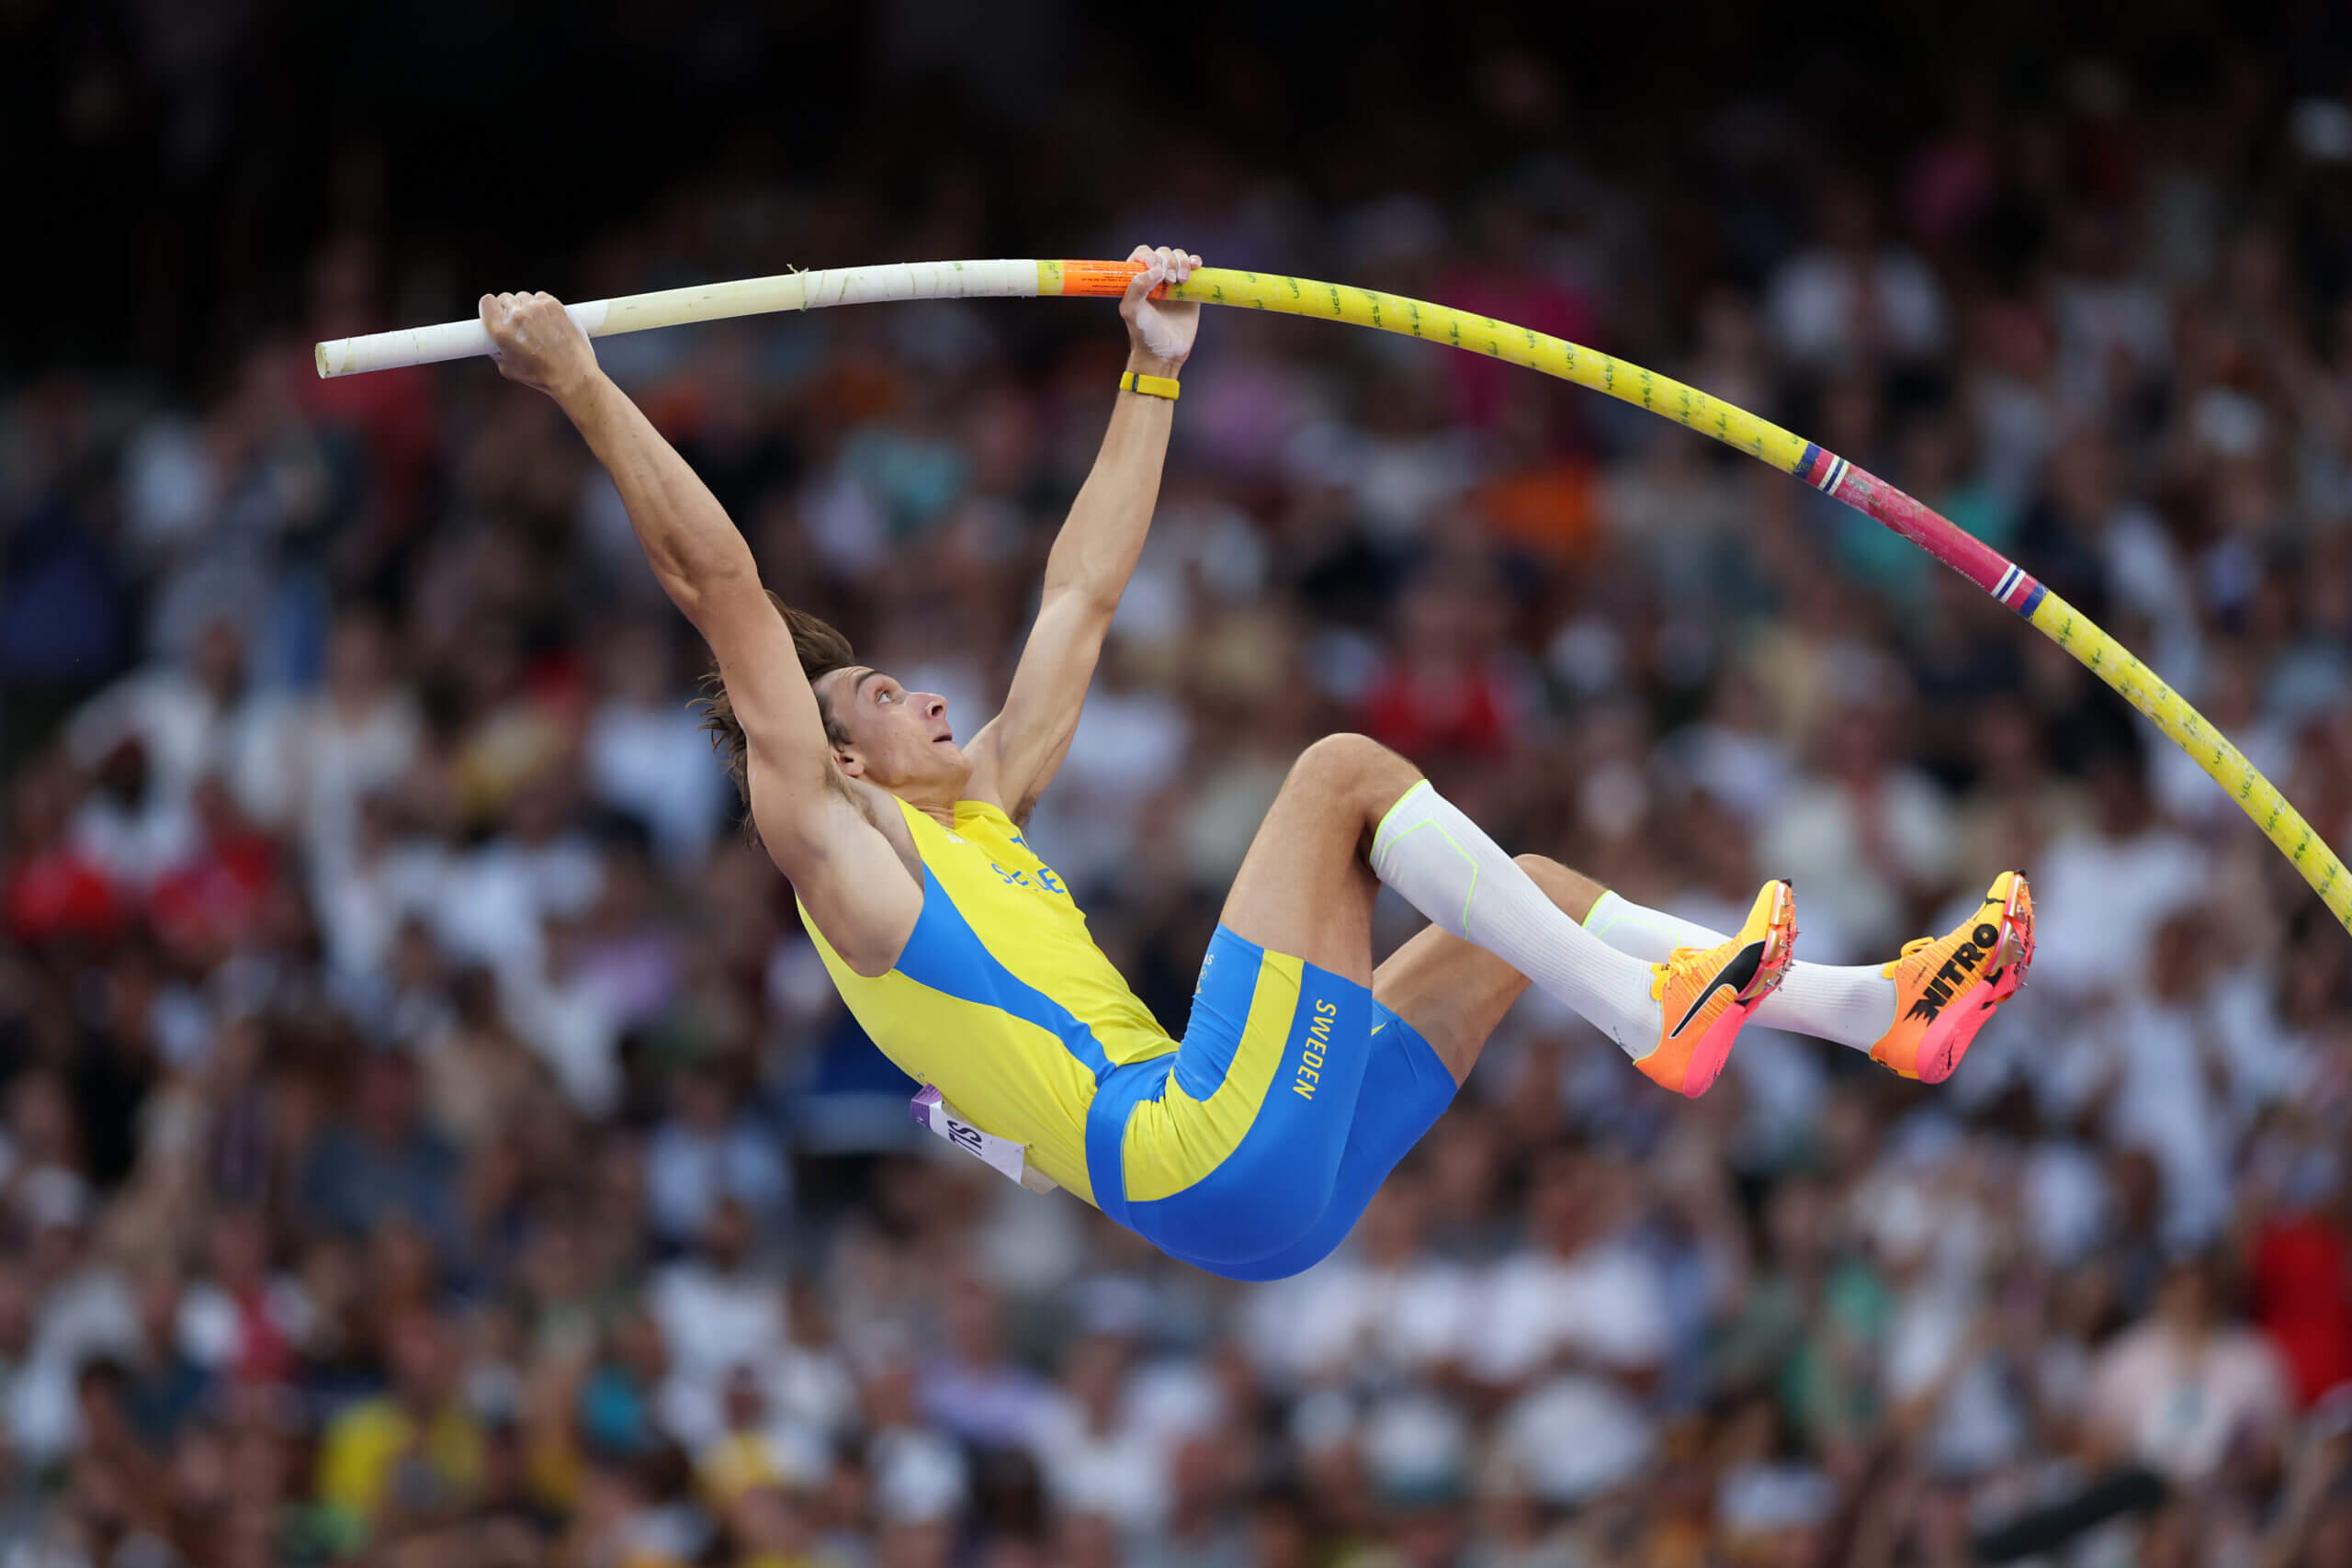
[480,291,918,970]
[967,244,1201,822]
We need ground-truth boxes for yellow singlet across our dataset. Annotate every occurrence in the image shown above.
[797,796,1176,1201]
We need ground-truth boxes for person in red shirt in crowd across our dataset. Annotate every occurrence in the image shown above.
[296,234,438,532]
[148,775,278,967]
[1357,571,1521,764]
[1433,199,1600,434]
[2252,1194,2352,1408]
[4,751,120,946]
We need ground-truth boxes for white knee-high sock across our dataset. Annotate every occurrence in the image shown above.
[1581,890,1894,1052]
[1368,782,1663,1059]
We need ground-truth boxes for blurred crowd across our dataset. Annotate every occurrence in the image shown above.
[9,6,2352,1566]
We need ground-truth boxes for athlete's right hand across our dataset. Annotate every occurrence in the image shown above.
[1120,244,1202,376]
[480,291,601,401]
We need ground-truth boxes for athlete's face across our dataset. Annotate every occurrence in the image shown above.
[817,666,970,795]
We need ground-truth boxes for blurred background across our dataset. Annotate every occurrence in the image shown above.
[8,0,2352,1563]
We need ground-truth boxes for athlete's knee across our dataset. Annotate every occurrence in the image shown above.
[1513,852,1604,923]
[1293,731,1396,784]
[1288,733,1420,818]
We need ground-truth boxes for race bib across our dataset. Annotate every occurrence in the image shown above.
[910,1087,1058,1193]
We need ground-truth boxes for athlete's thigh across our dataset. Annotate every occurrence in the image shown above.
[1373,853,1605,1080]
[1120,931,1377,1267]
[1215,735,1419,986]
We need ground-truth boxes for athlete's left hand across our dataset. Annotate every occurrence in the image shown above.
[480,290,602,404]
[1120,244,1202,376]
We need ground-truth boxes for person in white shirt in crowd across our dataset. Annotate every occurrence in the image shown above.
[1032,1329,1178,1536]
[1765,175,1952,371]
[7,1170,139,1467]
[642,1060,789,1249]
[1242,1170,1471,1393]
[1468,1147,1669,1392]
[918,1270,1057,1453]
[2030,749,2208,1009]
[66,613,254,820]
[64,737,201,902]
[649,1196,787,1451]
[1758,695,1958,964]
[432,765,604,976]
[583,619,731,870]
[2088,1252,2294,1486]
[1131,1434,1250,1568]
[232,605,421,869]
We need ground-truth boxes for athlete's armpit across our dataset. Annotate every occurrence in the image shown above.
[749,757,923,976]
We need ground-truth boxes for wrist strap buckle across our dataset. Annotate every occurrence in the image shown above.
[1120,370,1181,400]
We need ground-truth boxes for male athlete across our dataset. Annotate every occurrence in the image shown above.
[476,245,2034,1281]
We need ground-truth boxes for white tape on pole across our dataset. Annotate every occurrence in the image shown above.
[314,259,1044,378]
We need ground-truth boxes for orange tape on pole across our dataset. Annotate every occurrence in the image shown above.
[1047,259,1163,299]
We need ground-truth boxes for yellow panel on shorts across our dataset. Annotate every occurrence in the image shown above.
[1116,949,1303,1203]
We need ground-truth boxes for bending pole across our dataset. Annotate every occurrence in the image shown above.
[317,258,2352,931]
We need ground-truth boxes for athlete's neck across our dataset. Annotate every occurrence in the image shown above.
[888,784,961,829]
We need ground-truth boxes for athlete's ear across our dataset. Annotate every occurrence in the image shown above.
[833,746,864,778]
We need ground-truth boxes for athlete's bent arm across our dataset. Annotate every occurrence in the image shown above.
[479,291,919,971]
[966,245,1202,823]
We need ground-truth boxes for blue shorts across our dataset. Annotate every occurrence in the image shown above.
[1082,926,1459,1280]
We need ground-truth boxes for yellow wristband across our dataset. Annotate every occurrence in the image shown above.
[1120,370,1182,400]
